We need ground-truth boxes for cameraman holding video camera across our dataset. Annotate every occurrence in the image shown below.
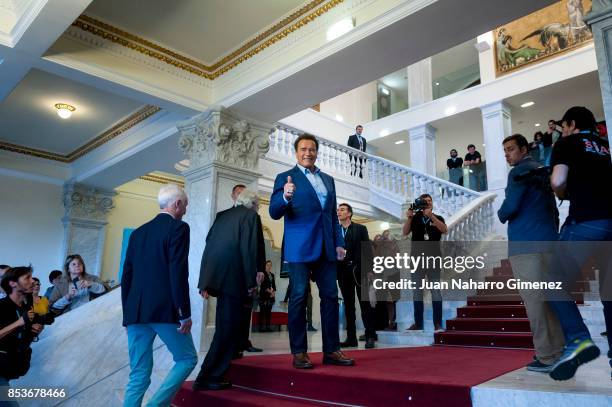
[402,194,448,332]
[0,266,44,403]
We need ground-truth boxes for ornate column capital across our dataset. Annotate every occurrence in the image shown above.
[63,182,116,222]
[177,106,271,171]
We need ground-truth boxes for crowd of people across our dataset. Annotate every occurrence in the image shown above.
[1,105,609,405]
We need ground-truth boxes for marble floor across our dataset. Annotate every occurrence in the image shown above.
[472,353,612,407]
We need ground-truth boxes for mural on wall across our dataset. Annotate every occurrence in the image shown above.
[494,0,593,76]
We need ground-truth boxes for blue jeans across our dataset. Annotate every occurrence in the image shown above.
[549,219,612,346]
[288,258,339,354]
[125,324,198,407]
[0,377,19,407]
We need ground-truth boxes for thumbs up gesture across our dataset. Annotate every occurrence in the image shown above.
[283,176,296,200]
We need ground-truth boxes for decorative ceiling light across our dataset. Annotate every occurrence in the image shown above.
[435,82,440,86]
[394,140,405,145]
[381,87,390,95]
[335,114,344,122]
[326,17,355,41]
[535,123,541,127]
[521,101,535,108]
[54,103,75,119]
[380,222,390,231]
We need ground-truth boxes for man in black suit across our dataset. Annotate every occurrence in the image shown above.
[337,203,377,349]
[193,189,265,391]
[347,125,367,178]
[121,184,198,407]
[230,184,264,355]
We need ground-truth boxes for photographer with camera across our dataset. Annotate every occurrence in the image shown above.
[0,266,44,404]
[498,134,563,373]
[402,194,448,332]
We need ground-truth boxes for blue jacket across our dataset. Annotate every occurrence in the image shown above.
[269,165,344,262]
[498,156,558,255]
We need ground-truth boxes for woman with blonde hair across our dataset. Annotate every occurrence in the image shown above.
[49,254,106,313]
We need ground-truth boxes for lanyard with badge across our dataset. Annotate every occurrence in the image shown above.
[422,216,431,241]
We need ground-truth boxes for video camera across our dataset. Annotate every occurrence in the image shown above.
[409,197,429,211]
[32,312,55,326]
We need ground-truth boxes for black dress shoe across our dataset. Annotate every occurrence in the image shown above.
[365,338,376,349]
[358,334,366,341]
[323,350,355,366]
[232,351,243,360]
[307,324,317,332]
[192,378,232,391]
[246,346,263,352]
[340,339,358,347]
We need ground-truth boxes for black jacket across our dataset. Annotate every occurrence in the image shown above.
[198,205,265,298]
[121,213,191,326]
[348,134,367,152]
[339,222,371,269]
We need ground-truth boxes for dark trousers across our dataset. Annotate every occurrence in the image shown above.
[288,257,339,354]
[197,294,243,380]
[238,298,253,350]
[338,264,376,340]
[411,267,442,327]
[285,281,314,324]
[549,219,612,348]
[260,303,273,329]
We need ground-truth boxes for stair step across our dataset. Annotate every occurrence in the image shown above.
[175,384,320,407]
[467,294,524,306]
[456,305,527,318]
[434,331,533,349]
[468,292,583,306]
[493,267,514,277]
[446,318,531,332]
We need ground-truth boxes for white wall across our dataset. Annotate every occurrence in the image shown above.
[100,179,162,282]
[319,81,377,130]
[0,173,64,291]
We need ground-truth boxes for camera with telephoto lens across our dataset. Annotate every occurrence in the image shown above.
[409,197,429,211]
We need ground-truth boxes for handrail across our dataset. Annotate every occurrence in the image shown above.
[268,125,485,221]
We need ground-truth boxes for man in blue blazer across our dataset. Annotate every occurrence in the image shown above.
[121,184,198,406]
[270,134,354,369]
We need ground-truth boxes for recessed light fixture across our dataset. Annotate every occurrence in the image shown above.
[435,82,440,86]
[380,222,390,231]
[335,114,344,122]
[535,123,541,127]
[444,106,457,116]
[326,17,355,41]
[379,129,391,137]
[521,101,535,108]
[394,140,405,145]
[381,87,390,95]
[55,103,75,119]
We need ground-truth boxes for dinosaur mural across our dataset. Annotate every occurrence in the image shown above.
[494,0,593,76]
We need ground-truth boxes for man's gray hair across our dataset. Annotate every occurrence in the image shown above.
[158,184,187,209]
[235,189,259,209]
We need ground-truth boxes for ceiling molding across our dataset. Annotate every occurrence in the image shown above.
[71,0,345,80]
[139,173,184,187]
[0,104,161,163]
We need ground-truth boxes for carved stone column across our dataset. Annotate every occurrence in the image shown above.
[61,183,116,277]
[586,0,612,152]
[177,106,270,352]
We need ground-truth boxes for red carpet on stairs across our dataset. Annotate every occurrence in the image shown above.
[172,347,533,407]
[435,259,587,348]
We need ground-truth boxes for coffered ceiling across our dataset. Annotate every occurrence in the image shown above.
[84,0,309,63]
